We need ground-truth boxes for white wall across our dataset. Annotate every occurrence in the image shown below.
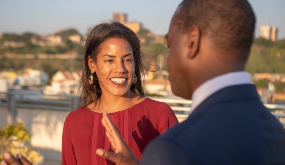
[0,107,69,161]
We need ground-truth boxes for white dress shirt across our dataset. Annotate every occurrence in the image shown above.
[190,71,252,114]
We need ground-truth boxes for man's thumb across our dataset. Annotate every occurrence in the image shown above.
[96,149,121,164]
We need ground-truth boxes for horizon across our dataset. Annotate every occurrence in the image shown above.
[1,0,285,39]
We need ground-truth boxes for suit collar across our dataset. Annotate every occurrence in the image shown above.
[191,71,252,112]
[189,84,260,117]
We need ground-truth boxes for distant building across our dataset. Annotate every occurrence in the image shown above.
[271,27,278,41]
[15,69,49,86]
[0,70,17,88]
[112,13,142,34]
[68,34,81,44]
[0,79,9,92]
[260,25,278,41]
[253,73,285,82]
[124,22,142,34]
[113,13,128,23]
[44,71,81,95]
[46,34,63,45]
[0,69,48,91]
[3,41,25,47]
[145,76,171,96]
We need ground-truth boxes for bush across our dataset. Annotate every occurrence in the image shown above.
[0,122,43,163]
[274,82,285,93]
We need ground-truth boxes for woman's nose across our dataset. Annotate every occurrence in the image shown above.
[114,61,127,73]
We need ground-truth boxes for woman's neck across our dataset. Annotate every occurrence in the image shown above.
[89,90,144,113]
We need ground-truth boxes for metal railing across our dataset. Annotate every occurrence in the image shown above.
[1,91,285,125]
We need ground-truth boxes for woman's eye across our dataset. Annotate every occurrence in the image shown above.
[125,58,132,62]
[105,59,113,62]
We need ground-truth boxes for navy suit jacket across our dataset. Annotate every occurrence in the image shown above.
[141,84,285,165]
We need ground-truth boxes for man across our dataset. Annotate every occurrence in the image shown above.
[2,0,285,164]
[95,0,285,164]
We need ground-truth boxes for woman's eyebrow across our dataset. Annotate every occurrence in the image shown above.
[102,54,116,57]
[123,53,133,57]
[102,53,133,57]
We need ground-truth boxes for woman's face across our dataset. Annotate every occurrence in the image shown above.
[89,38,136,97]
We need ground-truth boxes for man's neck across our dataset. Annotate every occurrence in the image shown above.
[190,62,246,98]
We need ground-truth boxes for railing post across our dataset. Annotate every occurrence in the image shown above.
[70,96,75,112]
[7,91,17,123]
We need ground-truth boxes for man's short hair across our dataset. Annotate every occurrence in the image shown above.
[174,0,256,62]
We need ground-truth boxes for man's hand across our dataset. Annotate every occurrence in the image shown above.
[1,152,32,165]
[96,111,140,165]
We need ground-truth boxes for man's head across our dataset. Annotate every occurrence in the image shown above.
[166,0,256,99]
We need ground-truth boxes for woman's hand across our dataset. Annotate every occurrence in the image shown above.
[96,111,140,165]
[1,152,31,165]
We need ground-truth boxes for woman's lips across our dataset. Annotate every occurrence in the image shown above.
[110,78,127,86]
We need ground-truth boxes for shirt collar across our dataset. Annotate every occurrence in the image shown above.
[190,71,252,113]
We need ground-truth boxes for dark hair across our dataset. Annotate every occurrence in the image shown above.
[174,0,256,62]
[78,22,144,108]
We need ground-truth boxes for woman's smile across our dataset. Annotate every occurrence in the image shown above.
[110,77,128,86]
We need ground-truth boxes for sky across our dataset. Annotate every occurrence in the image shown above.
[0,0,285,39]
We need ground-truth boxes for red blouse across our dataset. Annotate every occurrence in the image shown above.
[61,98,178,165]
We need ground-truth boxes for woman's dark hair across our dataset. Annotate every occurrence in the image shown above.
[78,22,145,108]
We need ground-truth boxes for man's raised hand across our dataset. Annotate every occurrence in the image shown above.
[96,111,140,165]
[1,152,31,165]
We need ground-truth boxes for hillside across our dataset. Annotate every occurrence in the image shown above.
[246,38,285,73]
[1,29,285,75]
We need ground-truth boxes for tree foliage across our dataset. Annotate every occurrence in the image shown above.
[245,37,285,73]
[57,29,81,41]
[253,79,269,88]
[274,82,285,93]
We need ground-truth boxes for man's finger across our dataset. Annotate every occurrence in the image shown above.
[16,154,32,165]
[96,149,121,164]
[103,112,121,137]
[102,117,112,136]
[3,152,21,165]
[102,117,117,148]
[106,131,117,151]
[1,160,8,165]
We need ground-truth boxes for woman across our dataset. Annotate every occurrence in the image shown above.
[61,22,178,165]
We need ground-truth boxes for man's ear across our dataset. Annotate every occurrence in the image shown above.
[187,26,201,59]
[88,56,96,73]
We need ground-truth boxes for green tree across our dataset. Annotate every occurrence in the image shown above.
[274,82,285,93]
[57,29,80,41]
[21,32,39,42]
[253,79,267,88]
[65,39,74,49]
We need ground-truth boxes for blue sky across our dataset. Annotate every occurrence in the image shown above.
[1,0,285,39]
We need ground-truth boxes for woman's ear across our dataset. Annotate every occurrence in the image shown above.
[187,26,201,59]
[88,56,96,73]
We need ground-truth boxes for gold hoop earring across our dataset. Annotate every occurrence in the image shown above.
[89,74,94,85]
[133,74,137,84]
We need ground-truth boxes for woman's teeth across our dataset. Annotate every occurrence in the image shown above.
[111,78,126,83]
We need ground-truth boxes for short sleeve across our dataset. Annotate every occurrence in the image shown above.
[141,139,191,165]
[61,114,77,165]
[158,103,179,133]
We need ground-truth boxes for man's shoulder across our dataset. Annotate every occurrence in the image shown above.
[141,138,191,165]
[151,99,285,164]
